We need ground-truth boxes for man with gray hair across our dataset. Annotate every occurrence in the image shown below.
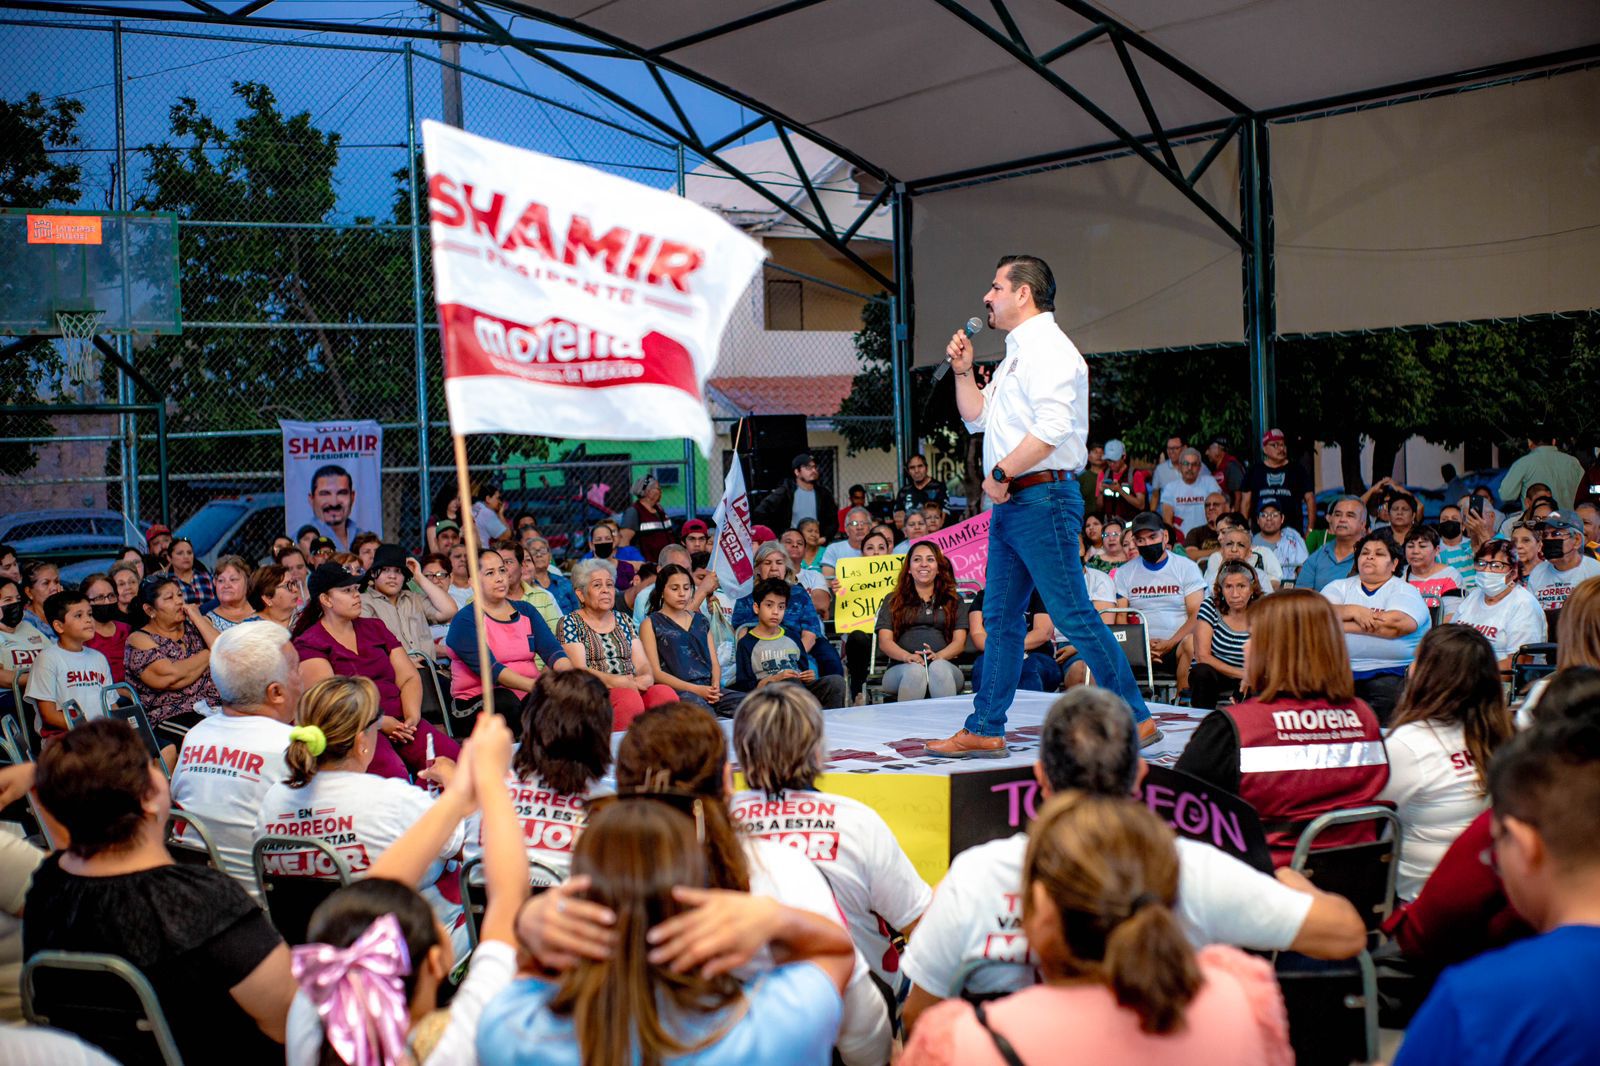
[169,621,301,901]
[1159,446,1213,538]
[899,687,1366,1034]
[1296,494,1369,591]
[820,505,874,577]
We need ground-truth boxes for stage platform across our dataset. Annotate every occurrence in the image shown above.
[725,693,1207,884]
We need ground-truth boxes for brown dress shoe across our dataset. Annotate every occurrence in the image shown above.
[1139,717,1164,748]
[923,729,1008,759]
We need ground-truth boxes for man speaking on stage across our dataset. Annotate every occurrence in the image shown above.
[925,255,1158,757]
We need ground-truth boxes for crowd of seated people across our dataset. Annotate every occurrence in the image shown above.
[3,434,1600,1064]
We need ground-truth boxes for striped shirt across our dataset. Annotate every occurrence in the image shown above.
[1197,598,1249,668]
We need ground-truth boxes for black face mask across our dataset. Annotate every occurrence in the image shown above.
[591,542,614,559]
[1136,542,1165,564]
[1542,537,1567,562]
[91,603,122,624]
[0,602,22,628]
[689,550,712,571]
[1437,520,1461,540]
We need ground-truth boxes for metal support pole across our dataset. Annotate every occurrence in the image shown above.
[889,185,914,470]
[406,44,433,542]
[675,142,699,518]
[1240,118,1277,453]
[438,0,464,127]
[113,19,140,524]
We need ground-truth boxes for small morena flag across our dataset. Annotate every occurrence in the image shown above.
[421,121,766,453]
[712,460,756,600]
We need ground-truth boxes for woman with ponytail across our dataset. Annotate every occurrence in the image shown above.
[902,793,1291,1065]
[513,700,893,1066]
[255,676,471,961]
[476,797,854,1066]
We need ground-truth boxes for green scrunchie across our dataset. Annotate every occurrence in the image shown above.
[288,724,327,757]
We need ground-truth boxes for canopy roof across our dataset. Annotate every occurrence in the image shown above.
[507,0,1600,188]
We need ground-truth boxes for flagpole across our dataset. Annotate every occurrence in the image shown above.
[451,433,495,710]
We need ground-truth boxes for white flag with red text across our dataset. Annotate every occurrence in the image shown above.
[712,459,756,599]
[421,121,765,452]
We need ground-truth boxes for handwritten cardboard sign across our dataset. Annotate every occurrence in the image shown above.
[922,510,991,587]
[834,553,905,633]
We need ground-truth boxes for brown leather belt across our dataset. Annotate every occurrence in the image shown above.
[1008,469,1076,493]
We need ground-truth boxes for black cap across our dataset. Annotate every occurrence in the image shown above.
[310,536,336,554]
[365,543,410,578]
[295,524,318,539]
[1129,511,1166,535]
[307,562,362,600]
[792,451,815,471]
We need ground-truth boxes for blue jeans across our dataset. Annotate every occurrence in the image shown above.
[972,650,1063,693]
[966,479,1151,736]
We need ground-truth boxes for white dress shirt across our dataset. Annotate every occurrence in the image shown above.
[962,312,1088,478]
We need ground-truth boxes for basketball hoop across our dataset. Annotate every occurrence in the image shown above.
[55,309,106,385]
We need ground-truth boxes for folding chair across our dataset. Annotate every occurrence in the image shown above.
[1275,805,1401,1066]
[410,651,455,736]
[459,854,564,949]
[166,808,225,871]
[101,683,167,772]
[8,667,43,758]
[1096,618,1156,697]
[0,711,31,765]
[61,697,89,730]
[0,726,49,846]
[252,835,354,944]
[1511,642,1558,697]
[23,950,184,1066]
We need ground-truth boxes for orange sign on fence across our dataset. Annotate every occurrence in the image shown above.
[27,214,103,245]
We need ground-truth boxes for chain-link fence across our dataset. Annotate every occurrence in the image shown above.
[0,14,897,562]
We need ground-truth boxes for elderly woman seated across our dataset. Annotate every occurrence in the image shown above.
[558,557,677,731]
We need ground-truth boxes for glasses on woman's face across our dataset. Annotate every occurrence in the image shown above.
[422,569,449,580]
[1477,560,1514,574]
[88,592,118,605]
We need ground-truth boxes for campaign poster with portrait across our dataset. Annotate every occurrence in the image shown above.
[279,420,384,549]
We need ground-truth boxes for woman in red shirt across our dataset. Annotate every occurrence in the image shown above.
[1176,589,1389,865]
[292,563,459,782]
[81,572,130,683]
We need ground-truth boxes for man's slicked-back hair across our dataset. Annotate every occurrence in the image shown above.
[996,254,1056,312]
[1039,688,1139,796]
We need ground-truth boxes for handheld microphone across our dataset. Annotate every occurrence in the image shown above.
[933,316,985,383]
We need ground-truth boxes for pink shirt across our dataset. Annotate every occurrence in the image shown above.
[901,945,1291,1066]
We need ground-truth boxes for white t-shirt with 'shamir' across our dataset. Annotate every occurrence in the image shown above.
[900,832,1312,999]
[463,769,595,879]
[744,837,891,1066]
[732,787,932,987]
[1113,551,1206,639]
[1525,555,1600,611]
[1163,478,1213,536]
[1452,585,1547,660]
[23,643,111,733]
[170,713,292,904]
[256,771,467,955]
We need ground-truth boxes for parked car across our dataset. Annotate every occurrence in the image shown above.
[174,493,285,569]
[0,510,147,576]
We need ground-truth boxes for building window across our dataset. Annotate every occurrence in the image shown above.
[764,277,804,331]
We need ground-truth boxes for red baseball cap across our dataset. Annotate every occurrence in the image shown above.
[751,525,777,544]
[1261,428,1286,445]
[681,518,709,535]
[146,523,171,537]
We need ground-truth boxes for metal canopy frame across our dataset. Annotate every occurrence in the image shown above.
[11,0,1596,458]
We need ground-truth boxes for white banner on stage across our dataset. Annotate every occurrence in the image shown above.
[421,121,766,453]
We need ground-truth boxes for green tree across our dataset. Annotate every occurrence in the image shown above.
[0,92,81,475]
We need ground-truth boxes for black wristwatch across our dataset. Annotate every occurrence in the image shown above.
[991,464,1010,484]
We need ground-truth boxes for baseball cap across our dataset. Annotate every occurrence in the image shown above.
[435,519,460,533]
[307,562,361,600]
[1129,511,1165,535]
[1103,440,1126,462]
[1261,428,1286,445]
[1538,509,1584,536]
[791,452,815,471]
[751,525,777,544]
[310,536,336,555]
[1256,499,1285,514]
[295,524,318,540]
[146,523,171,538]
[681,518,709,535]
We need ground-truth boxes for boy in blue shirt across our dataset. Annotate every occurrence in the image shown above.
[1397,714,1600,1066]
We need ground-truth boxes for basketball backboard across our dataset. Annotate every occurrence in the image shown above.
[0,208,181,337]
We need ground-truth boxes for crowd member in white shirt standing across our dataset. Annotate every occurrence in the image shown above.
[171,621,299,903]
[1452,540,1546,672]
[930,255,1156,757]
[1378,626,1514,901]
[255,675,465,958]
[731,684,932,988]
[1147,435,1184,509]
[1159,446,1214,539]
[900,688,1364,1034]
[1525,509,1600,612]
[1114,511,1207,691]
